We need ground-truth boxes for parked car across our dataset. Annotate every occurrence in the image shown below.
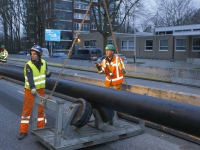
[42,48,49,57]
[70,48,102,61]
[96,54,128,64]
[18,51,28,55]
[51,52,67,59]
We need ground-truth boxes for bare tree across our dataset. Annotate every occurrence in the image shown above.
[82,0,140,48]
[18,0,44,48]
[184,8,200,25]
[0,0,22,52]
[118,0,146,33]
[0,0,28,52]
[20,0,46,47]
[152,0,197,27]
[0,0,48,51]
[0,0,10,48]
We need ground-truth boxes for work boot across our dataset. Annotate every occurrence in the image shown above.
[18,133,27,140]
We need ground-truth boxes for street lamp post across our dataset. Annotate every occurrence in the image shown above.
[133,3,136,63]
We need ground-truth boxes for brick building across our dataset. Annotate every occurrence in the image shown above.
[77,24,200,60]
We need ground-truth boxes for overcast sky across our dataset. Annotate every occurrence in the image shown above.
[134,0,200,31]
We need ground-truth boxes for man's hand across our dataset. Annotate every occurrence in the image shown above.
[94,62,102,71]
[31,88,36,95]
[45,70,50,76]
[122,69,126,74]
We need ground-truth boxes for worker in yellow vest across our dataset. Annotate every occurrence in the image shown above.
[18,45,51,140]
[95,44,126,90]
[0,45,8,62]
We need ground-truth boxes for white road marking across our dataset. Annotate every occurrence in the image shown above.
[18,91,24,94]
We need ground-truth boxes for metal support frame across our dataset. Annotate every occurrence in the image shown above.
[31,93,66,147]
[62,103,79,138]
[31,93,145,150]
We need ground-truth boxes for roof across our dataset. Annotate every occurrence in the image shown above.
[79,32,153,37]
[173,30,200,36]
[155,24,200,32]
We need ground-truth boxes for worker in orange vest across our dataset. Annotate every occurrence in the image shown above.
[18,45,51,140]
[95,44,126,90]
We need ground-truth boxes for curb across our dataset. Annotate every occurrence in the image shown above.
[60,73,200,107]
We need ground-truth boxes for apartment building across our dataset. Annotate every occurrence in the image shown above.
[44,0,94,51]
[22,0,97,51]
[22,0,120,52]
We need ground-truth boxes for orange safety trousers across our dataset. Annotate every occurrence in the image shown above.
[20,88,45,133]
[105,82,122,90]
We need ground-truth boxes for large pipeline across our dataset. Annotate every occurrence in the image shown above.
[1,66,200,137]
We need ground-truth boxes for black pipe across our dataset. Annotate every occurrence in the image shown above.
[1,66,200,137]
[0,66,24,82]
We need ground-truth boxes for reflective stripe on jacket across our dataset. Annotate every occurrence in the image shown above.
[24,59,46,89]
[101,55,124,85]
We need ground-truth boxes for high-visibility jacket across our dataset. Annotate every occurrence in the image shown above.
[24,59,46,90]
[0,49,8,59]
[100,55,125,85]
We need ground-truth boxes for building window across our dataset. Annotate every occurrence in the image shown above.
[91,23,97,30]
[74,13,90,20]
[74,23,90,31]
[54,22,72,30]
[176,39,186,51]
[60,31,72,40]
[108,40,113,44]
[121,40,134,51]
[159,32,165,35]
[193,38,200,52]
[74,3,88,10]
[166,31,173,34]
[145,40,153,51]
[47,22,50,28]
[55,11,72,20]
[84,40,96,48]
[159,39,168,51]
[54,1,72,10]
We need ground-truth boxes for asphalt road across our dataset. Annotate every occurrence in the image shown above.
[0,74,200,149]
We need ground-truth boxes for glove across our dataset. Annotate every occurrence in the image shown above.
[31,88,36,95]
[122,68,126,74]
[45,70,50,76]
[109,73,113,77]
[94,63,102,71]
[4,54,8,59]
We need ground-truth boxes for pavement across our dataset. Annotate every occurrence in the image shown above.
[126,58,200,70]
